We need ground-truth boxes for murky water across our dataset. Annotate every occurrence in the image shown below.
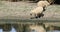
[0,27,60,32]
[47,30,60,32]
[0,27,16,32]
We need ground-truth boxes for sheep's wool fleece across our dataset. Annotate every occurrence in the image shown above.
[29,25,46,32]
[30,7,43,14]
[37,1,50,7]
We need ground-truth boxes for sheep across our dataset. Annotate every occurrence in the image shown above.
[30,6,44,19]
[28,23,46,32]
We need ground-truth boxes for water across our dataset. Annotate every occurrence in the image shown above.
[10,27,16,32]
[0,29,3,32]
[0,27,16,32]
[0,27,60,32]
[47,30,60,32]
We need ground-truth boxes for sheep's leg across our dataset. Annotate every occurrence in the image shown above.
[41,13,44,17]
[30,14,37,19]
[35,14,39,18]
[43,6,46,12]
[37,13,44,18]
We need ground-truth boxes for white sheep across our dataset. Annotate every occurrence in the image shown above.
[30,6,44,19]
[29,23,46,32]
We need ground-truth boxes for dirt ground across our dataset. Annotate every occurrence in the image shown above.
[0,1,60,20]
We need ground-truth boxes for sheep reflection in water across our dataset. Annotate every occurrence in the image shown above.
[25,23,46,32]
[25,23,60,32]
